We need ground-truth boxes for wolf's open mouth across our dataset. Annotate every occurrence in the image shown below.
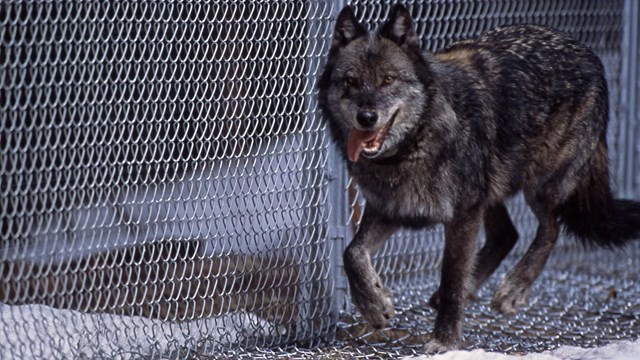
[347,110,399,162]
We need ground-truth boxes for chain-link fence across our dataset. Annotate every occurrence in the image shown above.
[1,1,639,359]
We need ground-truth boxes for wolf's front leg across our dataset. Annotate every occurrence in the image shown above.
[343,207,398,329]
[425,208,483,353]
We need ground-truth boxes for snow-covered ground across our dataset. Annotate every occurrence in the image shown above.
[404,340,640,360]
[0,304,271,359]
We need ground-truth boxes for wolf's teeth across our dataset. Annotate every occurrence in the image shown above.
[363,140,380,152]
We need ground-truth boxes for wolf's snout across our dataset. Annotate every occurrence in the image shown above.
[357,111,378,128]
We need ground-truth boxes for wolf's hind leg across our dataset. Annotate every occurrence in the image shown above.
[344,207,398,329]
[491,83,602,314]
[473,203,519,289]
[428,203,518,309]
[491,201,559,314]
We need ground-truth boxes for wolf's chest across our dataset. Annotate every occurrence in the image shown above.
[353,167,455,223]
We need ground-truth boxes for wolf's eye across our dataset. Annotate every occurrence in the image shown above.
[383,75,394,85]
[345,76,357,87]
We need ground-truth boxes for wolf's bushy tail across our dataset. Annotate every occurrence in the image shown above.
[557,138,640,247]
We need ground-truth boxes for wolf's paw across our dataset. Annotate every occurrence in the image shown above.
[491,277,531,314]
[351,277,395,329]
[423,338,458,354]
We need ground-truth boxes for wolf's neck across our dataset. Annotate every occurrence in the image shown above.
[429,59,467,105]
[428,55,492,130]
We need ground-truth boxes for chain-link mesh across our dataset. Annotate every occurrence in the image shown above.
[1,1,639,359]
[1,1,335,358]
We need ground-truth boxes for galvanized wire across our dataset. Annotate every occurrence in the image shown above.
[1,1,335,358]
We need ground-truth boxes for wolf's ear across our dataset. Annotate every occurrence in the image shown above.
[380,5,420,49]
[332,6,366,49]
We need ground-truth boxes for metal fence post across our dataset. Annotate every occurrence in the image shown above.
[296,1,338,345]
[621,0,639,198]
[326,0,352,334]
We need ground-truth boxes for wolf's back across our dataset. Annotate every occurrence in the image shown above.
[437,25,640,246]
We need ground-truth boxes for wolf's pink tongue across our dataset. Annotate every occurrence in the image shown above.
[347,128,378,162]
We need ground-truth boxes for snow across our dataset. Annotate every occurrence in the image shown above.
[0,304,270,359]
[404,340,640,360]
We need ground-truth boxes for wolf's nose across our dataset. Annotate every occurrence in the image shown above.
[357,111,378,127]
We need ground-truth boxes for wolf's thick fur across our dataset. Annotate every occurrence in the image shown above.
[318,5,640,352]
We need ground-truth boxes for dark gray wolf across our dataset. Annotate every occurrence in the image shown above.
[318,4,640,352]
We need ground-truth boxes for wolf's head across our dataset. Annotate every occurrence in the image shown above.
[318,5,435,162]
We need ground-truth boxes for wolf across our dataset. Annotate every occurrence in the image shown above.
[318,4,640,353]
